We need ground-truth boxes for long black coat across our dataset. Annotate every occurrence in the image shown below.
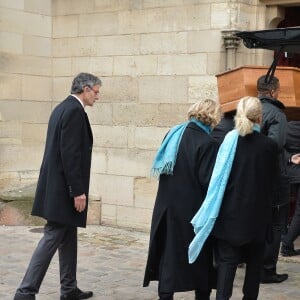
[212,132,278,246]
[31,96,93,228]
[143,123,219,293]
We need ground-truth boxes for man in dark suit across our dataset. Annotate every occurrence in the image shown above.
[14,73,101,300]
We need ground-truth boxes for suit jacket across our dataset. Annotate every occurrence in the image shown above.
[31,95,93,227]
[212,132,278,246]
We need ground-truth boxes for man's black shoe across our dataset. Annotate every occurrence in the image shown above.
[260,273,288,284]
[60,287,93,300]
[13,293,35,300]
[281,246,300,257]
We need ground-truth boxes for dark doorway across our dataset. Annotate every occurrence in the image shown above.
[277,7,300,67]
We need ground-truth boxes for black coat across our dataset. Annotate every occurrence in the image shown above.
[213,132,278,246]
[212,117,234,144]
[143,123,219,293]
[31,96,93,227]
[285,121,300,184]
[259,95,289,206]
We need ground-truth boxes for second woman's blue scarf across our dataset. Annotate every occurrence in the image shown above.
[188,124,261,263]
[151,118,211,178]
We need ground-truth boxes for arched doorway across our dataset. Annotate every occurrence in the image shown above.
[277,7,300,67]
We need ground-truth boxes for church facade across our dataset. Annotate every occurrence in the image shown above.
[1,0,299,229]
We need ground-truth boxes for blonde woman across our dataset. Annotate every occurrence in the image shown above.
[211,96,278,300]
[143,99,221,300]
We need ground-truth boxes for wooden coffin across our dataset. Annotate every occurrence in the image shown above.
[216,65,300,120]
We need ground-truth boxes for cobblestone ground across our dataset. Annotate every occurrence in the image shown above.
[1,225,300,300]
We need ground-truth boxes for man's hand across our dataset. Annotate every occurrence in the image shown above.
[291,153,300,165]
[74,194,86,212]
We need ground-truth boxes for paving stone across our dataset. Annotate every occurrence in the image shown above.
[0,225,300,299]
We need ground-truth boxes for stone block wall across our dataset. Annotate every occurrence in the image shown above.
[0,0,52,191]
[1,0,276,230]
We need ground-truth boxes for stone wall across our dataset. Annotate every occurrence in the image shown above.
[0,0,279,230]
[0,0,52,191]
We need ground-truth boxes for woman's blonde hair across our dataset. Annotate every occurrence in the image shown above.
[188,99,221,128]
[235,96,262,136]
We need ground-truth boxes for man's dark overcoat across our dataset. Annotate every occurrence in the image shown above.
[31,95,93,228]
[285,121,300,185]
[212,132,278,245]
[143,123,219,293]
[259,95,289,207]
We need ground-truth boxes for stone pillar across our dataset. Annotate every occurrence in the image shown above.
[222,29,241,71]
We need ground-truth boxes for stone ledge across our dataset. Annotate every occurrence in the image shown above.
[0,184,102,226]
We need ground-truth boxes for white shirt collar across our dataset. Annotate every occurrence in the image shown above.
[71,94,84,108]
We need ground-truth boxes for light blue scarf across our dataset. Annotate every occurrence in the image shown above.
[188,124,261,263]
[151,118,211,178]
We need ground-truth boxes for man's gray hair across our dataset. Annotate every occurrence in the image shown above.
[71,73,102,94]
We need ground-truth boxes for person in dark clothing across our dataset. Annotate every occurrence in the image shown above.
[211,110,235,144]
[257,75,290,284]
[211,96,278,300]
[143,99,221,300]
[14,73,101,300]
[281,121,300,256]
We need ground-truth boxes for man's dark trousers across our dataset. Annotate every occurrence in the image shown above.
[15,221,77,298]
[263,204,289,275]
[216,240,264,300]
[282,185,300,248]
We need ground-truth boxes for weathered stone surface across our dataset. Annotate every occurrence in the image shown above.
[0,53,52,76]
[188,76,218,103]
[0,184,43,226]
[0,7,51,36]
[78,12,118,36]
[139,76,188,103]
[22,75,52,101]
[140,32,187,55]
[116,205,152,230]
[107,148,154,177]
[131,126,168,150]
[89,173,134,206]
[101,203,117,225]
[53,15,78,38]
[25,0,52,15]
[134,177,157,209]
[188,30,223,53]
[0,183,102,225]
[113,55,158,77]
[23,36,51,57]
[0,32,23,54]
[157,54,207,75]
[100,76,138,102]
[52,0,94,16]
[87,199,102,225]
[0,73,22,99]
[0,0,273,231]
[52,58,72,76]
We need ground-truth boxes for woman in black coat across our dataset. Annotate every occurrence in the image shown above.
[211,96,278,300]
[143,99,221,300]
